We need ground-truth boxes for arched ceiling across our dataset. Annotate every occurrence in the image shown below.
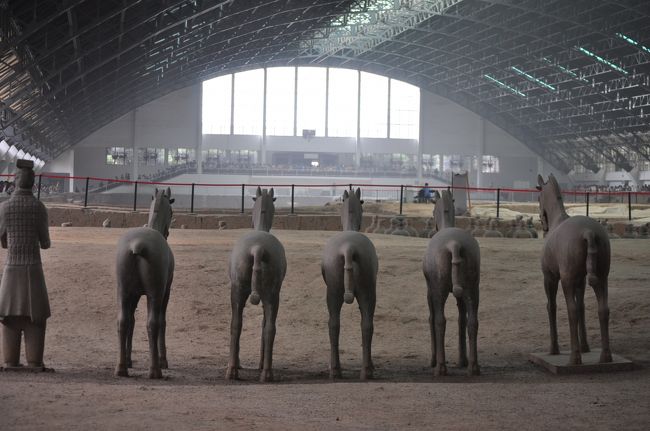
[1,0,649,173]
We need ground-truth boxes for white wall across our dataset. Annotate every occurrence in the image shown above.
[52,82,570,189]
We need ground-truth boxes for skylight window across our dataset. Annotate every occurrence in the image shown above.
[616,33,650,54]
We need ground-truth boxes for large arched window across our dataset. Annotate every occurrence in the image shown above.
[202,67,419,140]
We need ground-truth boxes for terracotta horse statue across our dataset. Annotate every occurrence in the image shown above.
[537,174,612,365]
[322,188,378,380]
[226,187,287,382]
[423,190,480,376]
[115,187,175,379]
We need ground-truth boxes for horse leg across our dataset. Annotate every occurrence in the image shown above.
[432,287,448,377]
[543,272,560,355]
[115,295,135,377]
[427,290,436,368]
[456,296,468,368]
[126,297,139,368]
[358,292,376,381]
[158,283,171,369]
[259,306,266,370]
[575,279,590,353]
[260,295,279,383]
[466,293,480,376]
[593,279,612,363]
[561,277,582,365]
[327,286,344,379]
[226,285,246,380]
[146,296,163,379]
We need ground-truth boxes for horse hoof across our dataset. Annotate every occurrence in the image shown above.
[225,367,238,380]
[260,369,274,383]
[115,365,128,377]
[329,368,342,380]
[149,368,163,379]
[549,346,560,355]
[430,358,436,368]
[434,364,447,377]
[467,363,480,376]
[458,357,468,368]
[581,344,591,354]
[160,358,168,369]
[126,360,133,368]
[360,368,373,381]
[600,351,613,363]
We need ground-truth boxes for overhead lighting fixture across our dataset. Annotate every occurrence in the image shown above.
[615,33,650,54]
[511,66,556,91]
[576,46,628,75]
[483,74,526,97]
[542,57,589,83]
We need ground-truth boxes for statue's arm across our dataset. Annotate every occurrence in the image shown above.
[38,204,51,249]
[0,208,6,249]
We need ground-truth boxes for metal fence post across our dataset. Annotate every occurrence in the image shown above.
[241,184,245,213]
[190,183,195,213]
[132,181,138,211]
[291,184,295,214]
[496,188,501,219]
[84,177,90,207]
[37,174,42,200]
[586,192,590,217]
[399,185,404,215]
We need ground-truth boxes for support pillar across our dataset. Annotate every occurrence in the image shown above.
[196,83,204,174]
[131,108,138,181]
[355,70,361,168]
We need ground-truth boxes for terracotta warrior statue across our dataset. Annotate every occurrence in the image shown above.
[0,160,51,370]
[227,187,286,382]
[537,175,612,365]
[322,188,378,380]
[423,190,481,376]
[115,188,175,379]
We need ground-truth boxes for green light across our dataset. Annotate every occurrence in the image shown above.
[577,47,628,75]
[511,66,556,91]
[483,74,526,97]
[616,32,650,54]
[542,57,589,83]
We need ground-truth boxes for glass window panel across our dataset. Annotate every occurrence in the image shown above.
[202,75,232,134]
[389,79,420,139]
[266,67,296,136]
[297,67,326,137]
[233,69,264,135]
[360,72,388,138]
[328,68,358,137]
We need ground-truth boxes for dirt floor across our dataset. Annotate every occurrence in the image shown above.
[0,227,649,430]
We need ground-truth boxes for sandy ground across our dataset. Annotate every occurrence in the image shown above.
[0,227,649,430]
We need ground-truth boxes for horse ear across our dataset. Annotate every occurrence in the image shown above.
[343,190,349,199]
[166,187,172,198]
[537,174,545,187]
[256,186,262,197]
[355,188,361,199]
[269,188,274,198]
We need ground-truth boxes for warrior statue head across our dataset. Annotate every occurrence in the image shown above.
[15,159,35,190]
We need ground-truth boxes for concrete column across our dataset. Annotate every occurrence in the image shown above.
[261,67,268,165]
[131,108,138,181]
[196,83,204,174]
[355,70,361,168]
[416,92,424,184]
[476,117,486,188]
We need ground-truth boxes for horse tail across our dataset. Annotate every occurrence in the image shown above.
[129,239,146,257]
[250,245,263,305]
[343,245,355,304]
[583,230,599,287]
[447,240,464,298]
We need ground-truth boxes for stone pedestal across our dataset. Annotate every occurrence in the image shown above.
[528,350,635,374]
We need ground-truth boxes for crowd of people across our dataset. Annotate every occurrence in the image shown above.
[573,183,643,192]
